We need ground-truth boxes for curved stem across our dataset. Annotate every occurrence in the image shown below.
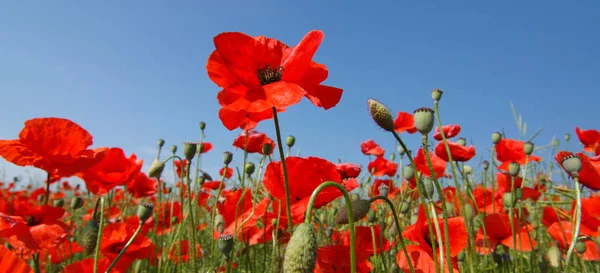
[105,223,143,273]
[304,181,356,273]
[93,197,105,273]
[370,196,415,273]
[565,177,582,268]
[271,107,294,234]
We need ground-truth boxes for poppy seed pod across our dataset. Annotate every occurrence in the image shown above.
[482,160,490,171]
[286,135,296,147]
[283,223,317,273]
[564,133,571,142]
[137,203,154,222]
[183,142,197,161]
[413,108,435,135]
[53,199,64,208]
[523,141,534,156]
[421,176,435,199]
[70,197,84,210]
[457,137,467,146]
[170,145,177,154]
[508,162,520,177]
[514,188,523,200]
[81,221,100,255]
[200,121,206,131]
[158,139,165,148]
[400,200,411,214]
[367,99,395,132]
[397,144,406,156]
[215,214,225,234]
[244,162,255,175]
[403,165,415,181]
[491,132,503,144]
[431,88,443,102]
[335,199,371,225]
[378,183,390,197]
[223,151,233,165]
[148,159,166,179]
[560,154,582,177]
[217,234,234,257]
[262,143,273,155]
[575,240,587,254]
[503,192,515,208]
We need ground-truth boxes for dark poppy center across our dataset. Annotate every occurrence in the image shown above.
[256,65,283,85]
[424,233,439,248]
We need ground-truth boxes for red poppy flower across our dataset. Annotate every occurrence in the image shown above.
[360,139,385,157]
[77,147,142,195]
[580,196,600,233]
[555,151,600,190]
[6,204,69,253]
[367,157,398,177]
[414,148,447,178]
[207,30,343,130]
[433,124,461,141]
[100,222,154,262]
[219,167,234,179]
[218,107,285,131]
[174,159,188,178]
[336,163,361,180]
[394,112,417,134]
[263,156,358,224]
[0,117,107,178]
[434,141,476,162]
[169,240,201,262]
[369,179,398,198]
[127,172,158,199]
[63,257,128,273]
[495,139,541,170]
[199,142,213,154]
[0,244,33,273]
[547,221,600,261]
[315,244,373,273]
[154,202,182,235]
[475,213,536,254]
[541,206,569,227]
[232,130,275,155]
[341,225,390,255]
[575,127,600,155]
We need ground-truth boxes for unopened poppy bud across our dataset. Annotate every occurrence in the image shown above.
[463,165,473,175]
[170,145,177,154]
[457,137,467,146]
[523,141,534,156]
[431,88,443,102]
[244,162,255,175]
[183,142,197,161]
[367,210,376,223]
[546,245,560,268]
[215,214,225,234]
[564,133,571,142]
[283,223,317,273]
[560,154,582,177]
[223,151,233,165]
[378,184,389,197]
[335,199,371,225]
[71,197,84,210]
[158,139,165,148]
[81,221,100,255]
[503,193,515,208]
[514,188,523,200]
[492,132,502,144]
[575,240,587,254]
[217,234,234,257]
[286,135,296,147]
[200,121,206,131]
[367,99,395,132]
[482,160,490,171]
[400,200,411,214]
[397,145,406,156]
[53,199,64,208]
[413,108,435,135]
[262,143,273,155]
[508,162,520,177]
[137,203,154,222]
[421,176,435,199]
[404,165,415,180]
[324,226,333,238]
[148,159,165,179]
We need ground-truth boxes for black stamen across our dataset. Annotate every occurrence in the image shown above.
[256,65,283,85]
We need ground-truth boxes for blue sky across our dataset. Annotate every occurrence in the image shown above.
[0,1,598,189]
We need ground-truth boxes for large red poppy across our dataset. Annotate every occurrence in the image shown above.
[367,157,398,177]
[433,124,461,141]
[336,162,362,180]
[394,111,417,134]
[77,147,142,195]
[127,172,158,199]
[475,213,536,254]
[495,139,541,170]
[360,139,385,157]
[575,127,600,155]
[414,148,447,178]
[555,151,600,190]
[207,30,343,130]
[434,141,476,162]
[0,117,107,179]
[232,130,275,155]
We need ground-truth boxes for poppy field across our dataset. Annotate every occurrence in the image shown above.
[1,30,599,273]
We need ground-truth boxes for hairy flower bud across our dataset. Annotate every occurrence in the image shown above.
[403,165,415,181]
[283,223,317,273]
[367,99,395,132]
[421,176,435,199]
[81,221,100,255]
[148,159,165,179]
[71,197,84,210]
[262,143,273,155]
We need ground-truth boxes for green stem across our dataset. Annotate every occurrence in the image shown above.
[565,177,582,268]
[209,163,229,267]
[304,181,356,273]
[271,107,294,235]
[185,161,199,272]
[93,197,105,273]
[105,223,143,273]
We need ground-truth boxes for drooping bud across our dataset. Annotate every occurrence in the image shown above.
[200,121,206,131]
[223,151,233,165]
[523,142,534,156]
[262,143,273,155]
[158,139,165,148]
[367,99,395,132]
[482,160,490,171]
[283,223,317,273]
[183,142,197,161]
[71,197,84,210]
[137,203,154,222]
[492,132,502,144]
[378,183,389,197]
[217,234,234,258]
[244,162,255,175]
[413,108,435,135]
[53,199,65,208]
[81,221,100,255]
[148,159,165,179]
[335,199,371,225]
[215,214,225,234]
[508,162,520,177]
[431,88,443,102]
[456,137,467,146]
[170,145,177,154]
[421,176,435,199]
[286,135,296,147]
[514,188,523,200]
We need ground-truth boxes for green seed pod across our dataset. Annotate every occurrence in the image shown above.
[262,143,273,155]
[136,203,154,222]
[444,202,456,217]
[403,165,415,181]
[463,165,473,175]
[81,221,100,255]
[523,141,534,156]
[367,99,395,132]
[564,133,571,142]
[199,121,206,131]
[215,214,226,234]
[560,154,582,176]
[491,132,502,144]
[514,188,523,200]
[367,210,376,223]
[182,142,197,161]
[335,199,371,225]
[508,162,520,177]
[575,240,587,254]
[456,137,467,146]
[158,139,165,148]
[400,200,411,214]
[421,176,435,199]
[170,145,177,154]
[53,199,64,208]
[457,250,466,262]
[244,162,255,175]
[223,151,233,165]
[217,234,234,257]
[148,159,166,179]
[283,223,317,273]
[413,108,435,135]
[397,144,406,156]
[431,88,443,102]
[546,245,561,268]
[378,184,389,197]
[503,193,515,208]
[482,160,490,171]
[70,197,84,210]
[286,135,296,147]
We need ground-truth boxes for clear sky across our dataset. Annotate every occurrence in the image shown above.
[1,1,598,188]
